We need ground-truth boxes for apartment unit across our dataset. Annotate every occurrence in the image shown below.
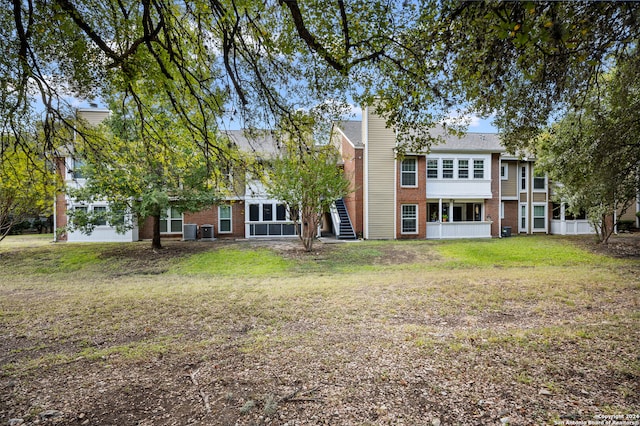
[54,108,298,242]
[331,107,583,240]
[56,105,637,243]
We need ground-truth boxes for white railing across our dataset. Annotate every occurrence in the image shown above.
[426,221,492,239]
[329,203,342,237]
[550,220,594,235]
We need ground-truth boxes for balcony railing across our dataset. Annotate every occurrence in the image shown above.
[426,221,492,239]
[550,220,593,235]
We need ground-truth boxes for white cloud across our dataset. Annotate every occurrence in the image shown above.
[341,103,362,121]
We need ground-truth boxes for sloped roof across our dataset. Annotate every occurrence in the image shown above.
[334,120,503,153]
[334,120,363,148]
[224,129,280,156]
[427,128,504,153]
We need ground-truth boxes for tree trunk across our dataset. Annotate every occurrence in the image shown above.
[152,214,163,250]
[600,213,615,244]
[300,209,320,252]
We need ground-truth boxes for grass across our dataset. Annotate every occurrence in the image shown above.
[170,247,292,276]
[0,234,638,424]
[433,235,615,268]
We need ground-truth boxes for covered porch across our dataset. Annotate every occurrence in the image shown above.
[426,199,492,239]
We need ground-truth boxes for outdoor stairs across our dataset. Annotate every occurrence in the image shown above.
[334,198,356,239]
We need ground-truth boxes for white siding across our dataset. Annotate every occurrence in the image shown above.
[77,109,110,126]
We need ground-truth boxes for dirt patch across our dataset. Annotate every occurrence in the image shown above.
[571,232,640,258]
[1,237,638,425]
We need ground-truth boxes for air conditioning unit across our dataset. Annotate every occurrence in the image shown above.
[183,224,197,241]
[200,224,214,241]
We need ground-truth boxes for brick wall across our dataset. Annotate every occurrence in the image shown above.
[139,201,247,240]
[502,200,519,233]
[396,157,427,239]
[486,153,501,237]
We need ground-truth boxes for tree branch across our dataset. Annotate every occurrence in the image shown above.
[278,0,347,74]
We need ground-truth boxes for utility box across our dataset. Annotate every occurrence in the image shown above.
[200,224,214,241]
[183,224,197,241]
[501,226,512,237]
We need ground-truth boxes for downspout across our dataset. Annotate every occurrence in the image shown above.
[53,188,57,242]
[393,133,398,240]
[498,156,502,238]
[363,109,369,239]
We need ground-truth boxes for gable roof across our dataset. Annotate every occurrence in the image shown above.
[334,120,363,148]
[427,129,504,153]
[225,129,280,157]
[336,120,503,153]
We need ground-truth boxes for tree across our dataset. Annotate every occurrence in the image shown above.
[265,114,351,252]
[66,90,241,250]
[5,1,638,160]
[536,54,640,243]
[0,145,55,242]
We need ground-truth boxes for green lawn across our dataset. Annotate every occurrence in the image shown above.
[1,235,638,425]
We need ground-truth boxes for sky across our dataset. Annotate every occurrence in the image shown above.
[344,104,498,134]
[70,97,499,134]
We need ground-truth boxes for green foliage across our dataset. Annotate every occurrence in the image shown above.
[66,86,243,248]
[5,1,637,164]
[0,146,56,242]
[536,53,640,243]
[423,1,640,153]
[265,113,351,251]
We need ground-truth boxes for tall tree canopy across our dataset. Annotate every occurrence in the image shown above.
[535,53,640,243]
[0,143,55,242]
[2,1,639,159]
[67,85,244,250]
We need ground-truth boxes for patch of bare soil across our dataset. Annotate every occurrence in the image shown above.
[98,240,222,276]
[573,232,640,259]
[1,237,638,425]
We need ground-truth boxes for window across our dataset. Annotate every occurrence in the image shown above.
[427,159,438,179]
[521,166,527,191]
[442,159,454,179]
[160,207,182,233]
[568,209,587,220]
[501,164,508,180]
[533,205,546,230]
[428,203,439,222]
[473,160,484,179]
[533,169,546,190]
[218,205,232,233]
[72,158,86,179]
[401,205,418,234]
[263,204,273,221]
[276,204,287,221]
[520,204,527,231]
[401,158,417,186]
[249,204,259,222]
[93,206,107,226]
[458,160,469,179]
[110,210,125,227]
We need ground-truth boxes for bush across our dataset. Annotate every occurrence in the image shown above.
[617,220,634,233]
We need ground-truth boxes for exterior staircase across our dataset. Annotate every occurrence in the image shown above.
[333,198,356,239]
